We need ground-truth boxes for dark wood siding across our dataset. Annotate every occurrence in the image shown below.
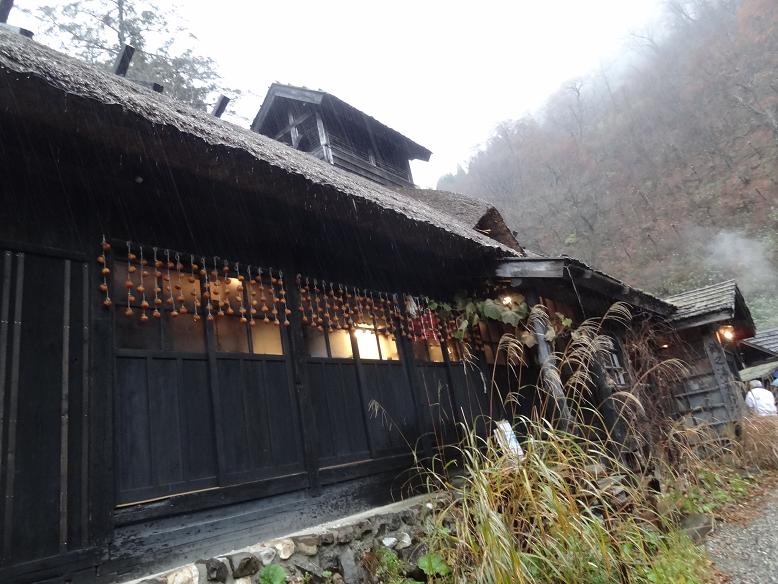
[115,356,218,504]
[216,356,304,485]
[307,361,370,466]
[415,364,458,445]
[0,250,92,566]
[361,361,417,453]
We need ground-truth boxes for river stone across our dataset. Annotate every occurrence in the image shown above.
[273,538,296,560]
[165,564,201,584]
[338,548,360,583]
[295,539,318,557]
[227,553,260,578]
[334,526,355,544]
[196,558,228,582]
[395,532,412,550]
[252,545,277,566]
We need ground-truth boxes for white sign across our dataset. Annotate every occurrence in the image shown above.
[495,419,524,459]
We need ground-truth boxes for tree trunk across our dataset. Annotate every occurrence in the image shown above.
[0,0,14,24]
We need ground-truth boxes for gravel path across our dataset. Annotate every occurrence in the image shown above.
[706,486,778,584]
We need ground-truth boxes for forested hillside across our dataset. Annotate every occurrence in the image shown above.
[439,0,778,327]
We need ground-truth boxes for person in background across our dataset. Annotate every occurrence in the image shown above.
[745,379,778,416]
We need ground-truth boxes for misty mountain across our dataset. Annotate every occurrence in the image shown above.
[439,0,778,327]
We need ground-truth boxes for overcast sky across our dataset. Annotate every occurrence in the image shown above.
[14,0,664,188]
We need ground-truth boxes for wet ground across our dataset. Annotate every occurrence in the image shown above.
[706,482,778,583]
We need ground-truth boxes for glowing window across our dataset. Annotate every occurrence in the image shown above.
[251,320,283,356]
[329,329,354,358]
[428,339,445,363]
[354,326,381,360]
[378,333,399,361]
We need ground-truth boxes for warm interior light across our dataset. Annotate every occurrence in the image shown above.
[353,327,380,359]
[718,325,736,341]
[501,295,513,306]
[660,343,670,349]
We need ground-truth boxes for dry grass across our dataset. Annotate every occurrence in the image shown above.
[413,304,712,583]
[739,415,778,470]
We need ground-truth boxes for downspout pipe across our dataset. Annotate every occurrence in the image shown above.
[526,289,572,432]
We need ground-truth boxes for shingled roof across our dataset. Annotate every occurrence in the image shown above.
[252,83,432,161]
[664,280,754,332]
[0,30,514,258]
[742,327,778,357]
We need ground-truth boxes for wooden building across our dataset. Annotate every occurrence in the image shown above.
[740,326,778,367]
[0,29,758,583]
[251,84,431,189]
[662,281,754,430]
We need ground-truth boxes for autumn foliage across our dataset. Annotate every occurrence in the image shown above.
[441,0,778,326]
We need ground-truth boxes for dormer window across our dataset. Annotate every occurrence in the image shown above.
[252,84,431,189]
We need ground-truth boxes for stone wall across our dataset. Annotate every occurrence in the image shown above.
[134,494,439,584]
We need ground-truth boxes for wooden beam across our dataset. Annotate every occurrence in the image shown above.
[315,112,333,164]
[2,252,23,560]
[288,111,300,149]
[0,251,11,548]
[273,112,313,140]
[495,260,565,279]
[59,259,71,552]
[113,44,135,77]
[79,262,90,547]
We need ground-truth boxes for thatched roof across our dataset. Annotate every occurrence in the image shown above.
[0,30,514,258]
[398,188,524,252]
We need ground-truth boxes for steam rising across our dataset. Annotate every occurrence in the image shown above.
[704,230,777,294]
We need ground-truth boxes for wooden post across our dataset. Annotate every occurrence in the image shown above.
[703,330,744,422]
[286,283,321,495]
[525,289,572,432]
[90,249,115,546]
[315,113,333,164]
[2,252,23,560]
[204,305,228,487]
[288,112,300,149]
[211,95,230,119]
[113,44,135,77]
[58,260,71,552]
